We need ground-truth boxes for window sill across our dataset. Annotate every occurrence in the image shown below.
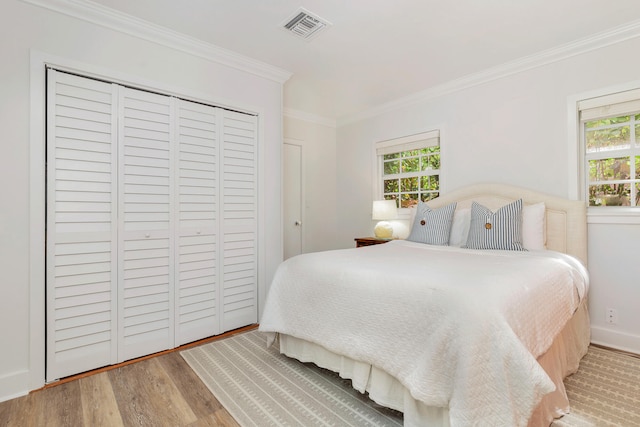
[587,207,640,224]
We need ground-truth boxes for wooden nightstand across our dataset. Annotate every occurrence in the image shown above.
[354,237,392,248]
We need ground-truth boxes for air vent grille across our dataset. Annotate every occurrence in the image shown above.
[282,8,330,41]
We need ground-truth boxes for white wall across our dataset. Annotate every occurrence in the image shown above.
[588,222,640,353]
[336,36,640,353]
[0,0,284,401]
[284,116,338,253]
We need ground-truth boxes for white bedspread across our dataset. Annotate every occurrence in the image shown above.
[259,240,588,427]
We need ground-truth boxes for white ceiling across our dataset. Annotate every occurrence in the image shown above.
[89,0,640,122]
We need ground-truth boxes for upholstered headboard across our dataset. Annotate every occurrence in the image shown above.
[428,183,587,265]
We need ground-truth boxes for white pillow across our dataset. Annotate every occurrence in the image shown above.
[448,208,471,247]
[522,202,546,251]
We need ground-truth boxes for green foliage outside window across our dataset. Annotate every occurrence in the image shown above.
[383,146,440,207]
[585,114,640,206]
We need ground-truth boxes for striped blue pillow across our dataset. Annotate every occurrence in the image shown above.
[464,199,525,251]
[407,202,457,245]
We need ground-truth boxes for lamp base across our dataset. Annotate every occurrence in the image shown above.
[374,221,393,238]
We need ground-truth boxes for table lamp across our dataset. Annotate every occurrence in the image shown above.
[372,200,398,238]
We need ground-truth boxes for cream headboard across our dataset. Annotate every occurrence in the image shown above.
[428,183,587,265]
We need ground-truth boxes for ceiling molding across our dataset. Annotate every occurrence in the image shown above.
[339,18,640,126]
[20,0,293,84]
[284,107,336,128]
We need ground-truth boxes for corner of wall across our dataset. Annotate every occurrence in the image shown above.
[0,370,30,403]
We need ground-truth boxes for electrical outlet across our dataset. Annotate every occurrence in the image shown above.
[606,308,618,324]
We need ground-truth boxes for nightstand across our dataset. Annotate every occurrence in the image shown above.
[354,237,392,248]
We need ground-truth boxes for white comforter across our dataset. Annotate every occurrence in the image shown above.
[259,240,588,427]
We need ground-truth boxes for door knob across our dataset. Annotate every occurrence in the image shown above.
[294,221,302,226]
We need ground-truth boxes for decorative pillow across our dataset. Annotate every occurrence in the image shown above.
[522,202,546,251]
[464,199,525,251]
[448,208,471,247]
[406,202,457,245]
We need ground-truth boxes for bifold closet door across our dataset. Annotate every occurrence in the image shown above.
[47,70,258,380]
[220,110,258,331]
[175,100,220,345]
[117,87,175,361]
[46,70,118,381]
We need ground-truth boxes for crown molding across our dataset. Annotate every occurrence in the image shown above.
[339,19,640,126]
[20,0,292,84]
[283,107,336,128]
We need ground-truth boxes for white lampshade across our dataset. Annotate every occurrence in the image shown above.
[372,200,397,238]
[372,200,398,220]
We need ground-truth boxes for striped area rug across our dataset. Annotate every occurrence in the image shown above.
[181,331,640,427]
[552,345,640,427]
[181,330,402,426]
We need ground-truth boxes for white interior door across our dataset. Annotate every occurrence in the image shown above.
[117,86,175,361]
[175,99,220,345]
[220,110,258,332]
[46,69,259,379]
[46,69,119,381]
[283,142,303,259]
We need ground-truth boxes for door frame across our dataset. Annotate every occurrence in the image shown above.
[29,50,266,389]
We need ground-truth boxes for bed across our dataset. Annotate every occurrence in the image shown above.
[259,183,590,427]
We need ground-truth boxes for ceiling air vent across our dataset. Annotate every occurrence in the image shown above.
[282,8,331,41]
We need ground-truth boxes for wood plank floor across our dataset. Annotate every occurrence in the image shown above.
[7,331,636,427]
[0,330,251,427]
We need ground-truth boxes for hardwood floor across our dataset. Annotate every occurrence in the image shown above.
[3,336,639,427]
[0,329,253,427]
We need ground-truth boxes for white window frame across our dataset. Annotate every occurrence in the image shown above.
[568,83,640,225]
[373,130,441,210]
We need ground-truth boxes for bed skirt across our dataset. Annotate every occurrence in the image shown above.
[277,298,590,427]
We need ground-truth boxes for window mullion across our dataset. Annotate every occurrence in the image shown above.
[383,169,440,180]
[585,149,633,160]
[631,115,638,206]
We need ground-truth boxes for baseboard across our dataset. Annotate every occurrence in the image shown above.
[0,369,29,403]
[591,325,640,355]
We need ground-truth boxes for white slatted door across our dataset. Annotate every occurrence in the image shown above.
[220,110,258,331]
[118,87,175,361]
[175,100,220,345]
[46,70,118,381]
[47,71,260,378]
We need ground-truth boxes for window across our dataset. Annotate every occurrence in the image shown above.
[579,89,640,207]
[376,130,440,208]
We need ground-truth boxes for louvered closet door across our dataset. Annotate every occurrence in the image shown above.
[46,70,118,381]
[47,71,259,378]
[175,100,220,345]
[118,87,175,361]
[220,110,258,331]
